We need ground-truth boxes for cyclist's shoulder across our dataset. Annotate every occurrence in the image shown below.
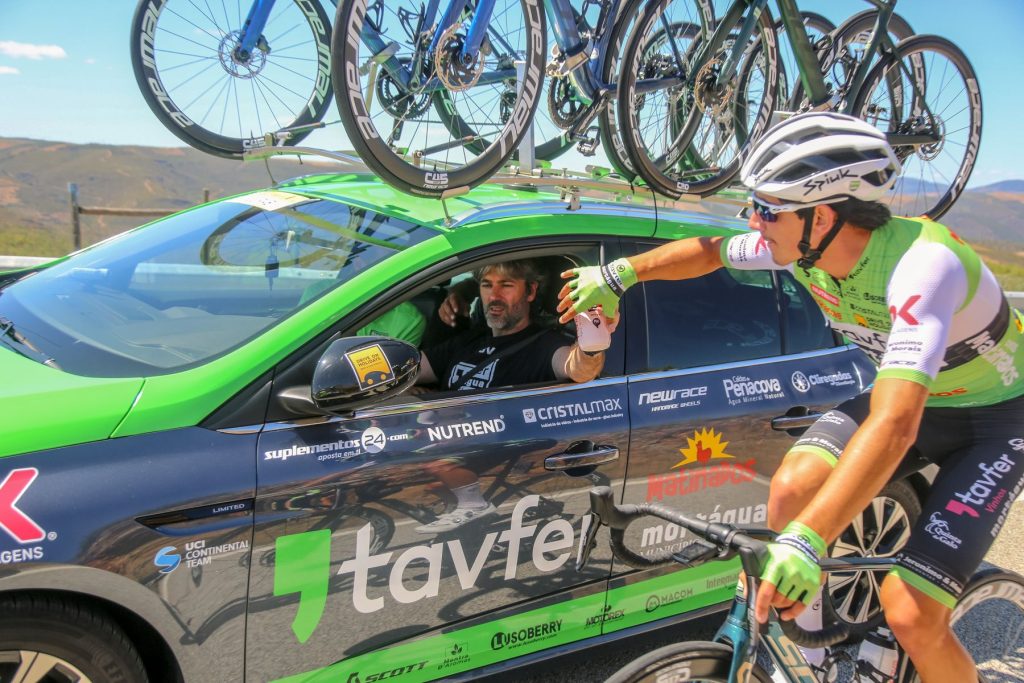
[872,216,979,273]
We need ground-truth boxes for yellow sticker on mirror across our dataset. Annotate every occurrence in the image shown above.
[345,344,395,390]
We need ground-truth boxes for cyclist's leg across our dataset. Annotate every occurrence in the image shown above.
[880,577,974,682]
[881,394,1024,682]
[766,392,871,529]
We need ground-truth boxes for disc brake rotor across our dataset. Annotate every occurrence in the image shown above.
[220,31,267,78]
[434,24,486,92]
[914,115,945,161]
[693,57,734,119]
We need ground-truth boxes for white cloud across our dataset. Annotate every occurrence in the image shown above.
[0,66,19,75]
[85,58,96,65]
[0,41,67,60]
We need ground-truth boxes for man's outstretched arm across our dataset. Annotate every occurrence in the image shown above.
[557,235,726,323]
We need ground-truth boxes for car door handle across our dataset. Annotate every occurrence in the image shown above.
[770,413,824,431]
[545,446,619,471]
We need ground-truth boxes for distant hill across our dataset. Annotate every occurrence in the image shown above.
[0,137,343,255]
[970,180,1024,193]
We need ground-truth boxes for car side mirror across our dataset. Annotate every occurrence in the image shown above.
[311,336,420,414]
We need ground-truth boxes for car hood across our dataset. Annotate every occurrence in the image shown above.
[0,346,144,458]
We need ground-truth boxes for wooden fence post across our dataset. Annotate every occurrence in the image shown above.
[68,183,81,250]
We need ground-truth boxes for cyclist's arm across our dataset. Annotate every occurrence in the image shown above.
[793,377,929,544]
[756,377,930,623]
[628,235,728,281]
[794,243,968,543]
[557,232,780,322]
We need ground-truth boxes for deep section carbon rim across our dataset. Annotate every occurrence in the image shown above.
[854,35,982,220]
[619,0,779,198]
[332,0,545,197]
[130,0,332,158]
[947,568,1024,682]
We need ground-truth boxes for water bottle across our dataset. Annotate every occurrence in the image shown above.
[857,626,900,682]
[575,305,611,353]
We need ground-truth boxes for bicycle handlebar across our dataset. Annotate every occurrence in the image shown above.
[583,486,851,648]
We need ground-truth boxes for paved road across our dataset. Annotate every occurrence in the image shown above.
[498,499,1024,682]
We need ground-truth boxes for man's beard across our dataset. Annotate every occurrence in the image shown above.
[485,300,527,332]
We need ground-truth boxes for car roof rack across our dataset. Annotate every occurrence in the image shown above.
[243,140,749,225]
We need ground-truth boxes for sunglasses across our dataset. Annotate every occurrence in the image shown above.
[750,195,846,222]
[751,197,782,223]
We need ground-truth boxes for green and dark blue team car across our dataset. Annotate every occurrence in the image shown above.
[0,173,915,682]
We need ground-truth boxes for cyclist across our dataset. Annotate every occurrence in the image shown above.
[556,112,1024,683]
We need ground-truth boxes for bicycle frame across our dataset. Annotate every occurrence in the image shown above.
[351,0,627,102]
[720,555,897,683]
[776,0,899,111]
[632,0,941,150]
[238,0,339,55]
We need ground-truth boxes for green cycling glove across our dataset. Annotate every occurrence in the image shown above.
[760,521,826,606]
[566,258,638,317]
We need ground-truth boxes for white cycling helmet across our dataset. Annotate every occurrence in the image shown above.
[740,112,901,204]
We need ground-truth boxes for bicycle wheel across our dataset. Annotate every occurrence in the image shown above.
[599,2,710,181]
[130,0,333,158]
[825,479,921,639]
[789,10,914,112]
[594,0,699,179]
[852,34,982,220]
[607,642,772,683]
[910,568,1024,683]
[332,0,546,197]
[618,0,780,199]
[440,3,582,166]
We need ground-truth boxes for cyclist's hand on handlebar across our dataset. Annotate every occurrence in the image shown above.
[755,522,826,624]
[557,258,637,323]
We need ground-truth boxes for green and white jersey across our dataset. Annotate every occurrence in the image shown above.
[722,217,1024,407]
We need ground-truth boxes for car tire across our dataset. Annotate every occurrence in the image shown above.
[0,594,149,683]
[824,478,922,639]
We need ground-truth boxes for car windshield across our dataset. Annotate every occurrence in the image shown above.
[0,191,435,377]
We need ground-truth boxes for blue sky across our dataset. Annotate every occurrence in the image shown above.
[1,0,1022,186]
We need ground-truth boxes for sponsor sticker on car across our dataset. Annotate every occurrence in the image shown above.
[647,428,757,502]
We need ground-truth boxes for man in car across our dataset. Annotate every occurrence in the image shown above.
[413,258,617,533]
[418,258,613,391]
[556,112,1024,683]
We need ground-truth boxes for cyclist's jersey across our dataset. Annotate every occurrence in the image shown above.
[721,217,1024,408]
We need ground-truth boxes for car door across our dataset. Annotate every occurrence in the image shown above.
[243,241,631,682]
[602,239,874,635]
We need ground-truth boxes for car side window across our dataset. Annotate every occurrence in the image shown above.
[640,267,781,372]
[776,270,837,354]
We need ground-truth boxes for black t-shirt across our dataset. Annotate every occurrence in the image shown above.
[424,324,573,391]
